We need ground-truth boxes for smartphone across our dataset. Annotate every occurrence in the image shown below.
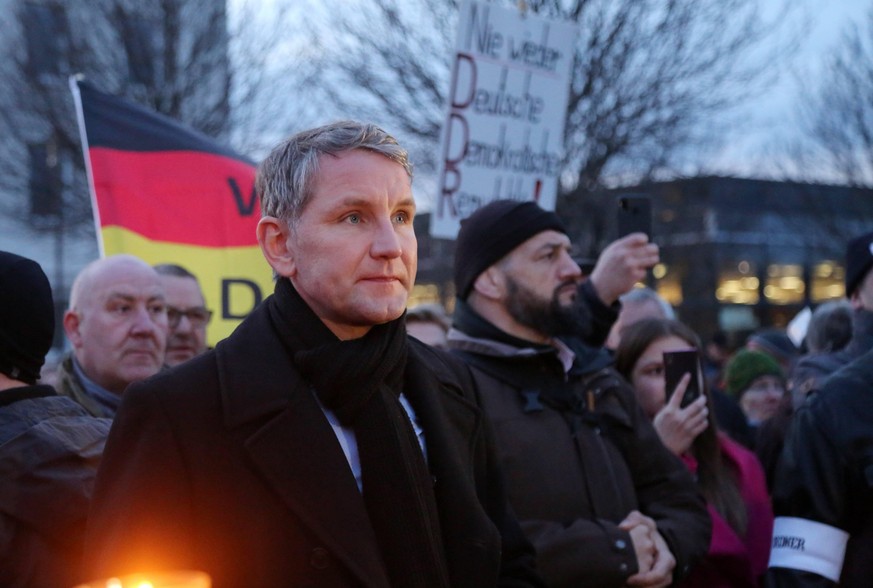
[617,195,652,239]
[663,349,703,408]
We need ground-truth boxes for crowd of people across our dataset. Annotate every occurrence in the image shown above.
[2,120,872,588]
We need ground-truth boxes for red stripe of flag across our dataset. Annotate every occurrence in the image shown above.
[89,147,258,247]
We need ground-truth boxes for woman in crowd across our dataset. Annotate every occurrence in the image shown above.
[723,348,790,489]
[724,349,787,432]
[615,318,773,588]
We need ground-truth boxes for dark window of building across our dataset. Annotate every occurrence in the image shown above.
[23,2,68,76]
[118,11,155,86]
[28,143,61,219]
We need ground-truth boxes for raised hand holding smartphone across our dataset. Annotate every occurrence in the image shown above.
[617,195,653,240]
[663,349,703,408]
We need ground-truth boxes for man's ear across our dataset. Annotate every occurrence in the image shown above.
[471,266,505,301]
[257,216,296,277]
[63,310,83,349]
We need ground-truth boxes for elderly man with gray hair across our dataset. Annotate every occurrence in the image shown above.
[56,254,168,417]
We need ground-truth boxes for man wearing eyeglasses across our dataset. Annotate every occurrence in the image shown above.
[154,264,212,367]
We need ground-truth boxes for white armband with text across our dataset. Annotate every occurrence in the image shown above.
[768,517,849,582]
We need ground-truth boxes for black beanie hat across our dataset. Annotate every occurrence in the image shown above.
[846,230,873,298]
[454,199,567,300]
[0,251,55,384]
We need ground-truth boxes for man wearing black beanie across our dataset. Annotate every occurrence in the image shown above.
[447,200,710,587]
[454,200,660,347]
[0,251,111,587]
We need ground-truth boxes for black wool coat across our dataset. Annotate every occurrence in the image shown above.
[84,296,543,588]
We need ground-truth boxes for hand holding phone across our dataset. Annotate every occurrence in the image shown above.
[656,349,709,454]
[617,195,652,239]
[663,349,703,408]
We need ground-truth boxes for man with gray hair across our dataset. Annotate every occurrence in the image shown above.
[86,121,544,587]
[605,286,674,350]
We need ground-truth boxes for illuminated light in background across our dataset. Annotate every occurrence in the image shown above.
[812,260,845,301]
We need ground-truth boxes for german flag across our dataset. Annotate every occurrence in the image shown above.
[70,77,272,345]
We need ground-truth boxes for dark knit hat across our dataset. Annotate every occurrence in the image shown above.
[454,200,567,300]
[746,328,798,365]
[845,230,873,298]
[0,252,55,384]
[724,349,784,399]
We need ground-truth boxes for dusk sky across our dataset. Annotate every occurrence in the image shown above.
[713,0,871,176]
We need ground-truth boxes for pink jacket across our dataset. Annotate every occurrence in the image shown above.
[680,433,774,587]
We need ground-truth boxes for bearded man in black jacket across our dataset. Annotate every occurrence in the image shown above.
[447,200,710,588]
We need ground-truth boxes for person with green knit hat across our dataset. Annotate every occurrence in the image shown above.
[724,349,787,427]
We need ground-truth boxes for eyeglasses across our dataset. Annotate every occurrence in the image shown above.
[167,306,213,329]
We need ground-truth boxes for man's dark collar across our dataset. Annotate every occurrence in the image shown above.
[0,384,57,408]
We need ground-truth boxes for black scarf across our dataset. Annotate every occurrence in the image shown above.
[268,279,450,587]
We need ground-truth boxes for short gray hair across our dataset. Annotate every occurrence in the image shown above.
[153,263,199,282]
[620,286,675,319]
[805,299,853,353]
[256,120,413,226]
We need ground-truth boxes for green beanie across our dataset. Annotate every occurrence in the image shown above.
[724,349,784,398]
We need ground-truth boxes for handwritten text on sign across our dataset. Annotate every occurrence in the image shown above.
[432,0,578,238]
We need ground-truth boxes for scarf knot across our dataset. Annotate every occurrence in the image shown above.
[268,278,408,426]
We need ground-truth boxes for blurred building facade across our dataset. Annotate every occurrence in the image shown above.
[414,177,873,343]
[0,0,231,348]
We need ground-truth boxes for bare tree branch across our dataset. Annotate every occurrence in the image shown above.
[790,7,873,187]
[289,0,798,202]
[0,0,236,240]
